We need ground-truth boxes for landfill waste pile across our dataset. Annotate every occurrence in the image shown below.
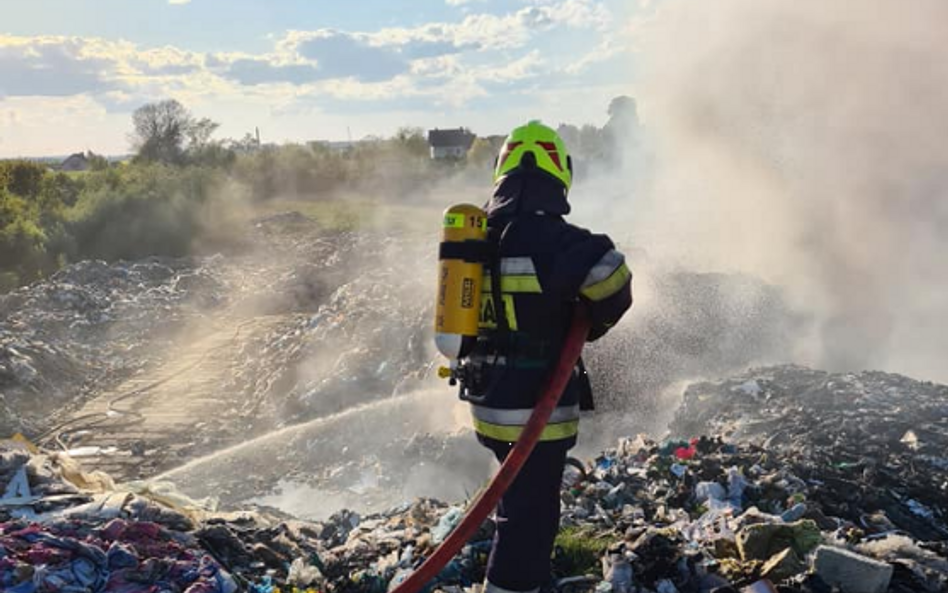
[670,365,948,542]
[0,257,231,437]
[559,434,947,593]
[0,211,428,419]
[4,365,947,593]
[1,440,239,593]
[225,229,437,427]
[2,213,442,481]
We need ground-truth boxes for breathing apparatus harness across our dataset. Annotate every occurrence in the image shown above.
[435,212,512,401]
[456,219,518,403]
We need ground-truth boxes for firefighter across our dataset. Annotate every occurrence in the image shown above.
[468,121,633,593]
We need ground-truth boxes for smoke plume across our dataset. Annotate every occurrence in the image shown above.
[616,0,948,382]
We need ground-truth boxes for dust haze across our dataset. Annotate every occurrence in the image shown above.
[594,0,948,386]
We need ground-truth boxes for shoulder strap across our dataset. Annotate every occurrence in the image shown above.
[489,220,516,343]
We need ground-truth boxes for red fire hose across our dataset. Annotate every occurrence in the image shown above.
[392,307,591,593]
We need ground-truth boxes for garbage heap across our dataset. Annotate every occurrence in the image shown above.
[3,365,948,593]
[670,365,948,542]
[563,433,947,593]
[0,257,229,436]
[0,219,435,450]
[0,439,466,593]
[220,229,437,428]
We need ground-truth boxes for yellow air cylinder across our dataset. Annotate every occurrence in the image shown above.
[435,204,488,360]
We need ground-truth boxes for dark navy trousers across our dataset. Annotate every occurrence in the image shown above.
[484,439,571,592]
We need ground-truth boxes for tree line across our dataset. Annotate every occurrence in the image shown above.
[0,97,640,291]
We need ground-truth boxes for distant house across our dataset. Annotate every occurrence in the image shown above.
[60,153,89,172]
[428,128,476,160]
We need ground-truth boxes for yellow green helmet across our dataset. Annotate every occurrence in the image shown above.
[494,120,573,191]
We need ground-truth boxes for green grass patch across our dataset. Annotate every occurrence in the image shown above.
[554,527,620,577]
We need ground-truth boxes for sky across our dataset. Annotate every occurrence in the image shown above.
[0,0,652,157]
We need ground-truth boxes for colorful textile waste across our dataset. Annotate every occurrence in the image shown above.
[0,518,237,593]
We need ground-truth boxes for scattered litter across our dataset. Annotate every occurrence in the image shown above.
[66,446,119,458]
[813,545,893,593]
[2,360,946,592]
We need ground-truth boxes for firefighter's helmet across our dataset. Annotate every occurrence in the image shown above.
[494,121,573,191]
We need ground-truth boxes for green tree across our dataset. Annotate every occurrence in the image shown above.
[578,124,604,158]
[395,127,429,159]
[0,189,49,285]
[0,160,47,199]
[0,189,27,230]
[38,172,83,210]
[467,137,498,169]
[131,100,221,165]
[189,143,237,169]
[86,151,111,171]
[186,118,220,150]
[132,100,191,164]
[230,132,261,153]
[66,164,222,261]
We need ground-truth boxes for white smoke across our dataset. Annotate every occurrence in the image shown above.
[609,0,948,382]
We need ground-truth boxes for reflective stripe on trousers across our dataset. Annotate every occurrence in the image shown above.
[470,403,580,442]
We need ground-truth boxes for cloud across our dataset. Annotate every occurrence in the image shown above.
[523,0,612,30]
[224,59,322,86]
[373,0,612,51]
[565,37,626,75]
[0,94,116,156]
[0,0,631,153]
[214,31,412,86]
[295,31,409,82]
[400,40,471,60]
[130,46,204,75]
[0,37,117,97]
[479,49,546,85]
[168,0,191,4]
[0,35,219,102]
[294,94,437,117]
